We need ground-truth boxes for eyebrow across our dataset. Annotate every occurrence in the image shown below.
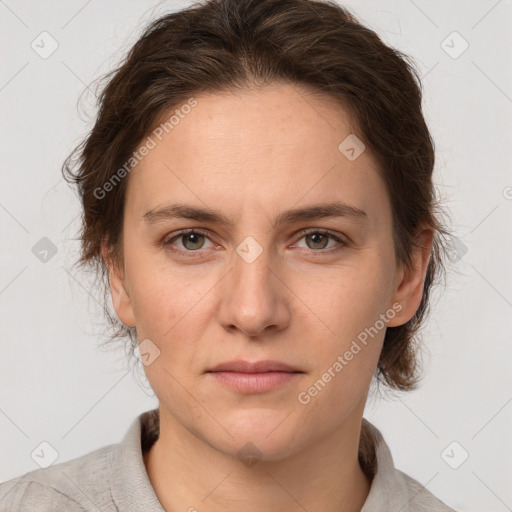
[142,201,369,228]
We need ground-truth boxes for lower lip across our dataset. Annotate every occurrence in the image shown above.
[208,371,303,393]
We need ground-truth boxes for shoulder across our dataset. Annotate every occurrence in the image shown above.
[0,444,116,512]
[360,418,458,512]
[397,469,458,511]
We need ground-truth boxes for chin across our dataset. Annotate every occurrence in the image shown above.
[205,409,304,462]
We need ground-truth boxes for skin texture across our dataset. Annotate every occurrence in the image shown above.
[102,83,433,512]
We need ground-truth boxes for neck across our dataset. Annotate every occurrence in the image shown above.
[143,405,372,512]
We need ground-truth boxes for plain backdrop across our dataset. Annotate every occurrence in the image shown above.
[1,1,511,511]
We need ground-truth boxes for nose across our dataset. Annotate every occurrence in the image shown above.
[216,245,291,338]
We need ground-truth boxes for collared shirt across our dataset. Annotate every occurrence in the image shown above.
[0,408,457,511]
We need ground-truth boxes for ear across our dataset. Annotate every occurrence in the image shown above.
[101,241,136,328]
[387,229,433,328]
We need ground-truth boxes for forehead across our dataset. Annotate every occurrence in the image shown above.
[124,84,388,227]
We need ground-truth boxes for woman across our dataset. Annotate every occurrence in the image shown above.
[0,0,457,510]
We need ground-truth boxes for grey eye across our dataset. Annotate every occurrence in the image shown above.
[180,232,207,250]
[304,232,330,250]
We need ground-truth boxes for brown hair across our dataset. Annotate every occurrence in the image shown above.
[62,0,451,391]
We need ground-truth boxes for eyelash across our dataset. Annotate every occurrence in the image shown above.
[162,228,348,258]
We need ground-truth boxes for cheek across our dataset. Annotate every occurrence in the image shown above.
[125,247,213,337]
[294,272,387,424]
[128,265,212,400]
[290,257,393,404]
[297,263,393,345]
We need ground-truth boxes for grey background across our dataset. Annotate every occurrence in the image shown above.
[1,1,511,510]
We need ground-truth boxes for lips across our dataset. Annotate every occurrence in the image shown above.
[207,359,302,373]
[206,360,304,393]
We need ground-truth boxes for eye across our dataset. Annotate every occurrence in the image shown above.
[162,228,348,258]
[163,229,217,257]
[293,229,347,252]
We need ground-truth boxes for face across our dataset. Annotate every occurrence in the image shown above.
[104,83,431,460]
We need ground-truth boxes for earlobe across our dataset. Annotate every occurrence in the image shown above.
[101,241,136,328]
[386,229,433,328]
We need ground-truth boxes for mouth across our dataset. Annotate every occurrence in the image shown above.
[208,359,301,373]
[206,360,304,393]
